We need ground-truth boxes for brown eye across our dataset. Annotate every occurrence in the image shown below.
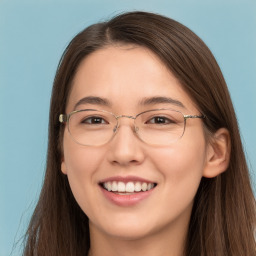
[147,116,174,124]
[82,117,108,124]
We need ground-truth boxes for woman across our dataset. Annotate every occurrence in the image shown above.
[24,11,256,256]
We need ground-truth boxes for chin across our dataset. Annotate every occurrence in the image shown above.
[90,212,170,241]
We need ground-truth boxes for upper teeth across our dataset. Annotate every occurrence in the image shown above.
[102,181,155,193]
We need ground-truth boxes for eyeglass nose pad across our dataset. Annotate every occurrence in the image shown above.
[113,124,119,133]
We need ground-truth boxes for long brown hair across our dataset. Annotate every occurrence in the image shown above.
[23,11,256,256]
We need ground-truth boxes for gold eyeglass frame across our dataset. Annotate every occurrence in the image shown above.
[59,108,205,146]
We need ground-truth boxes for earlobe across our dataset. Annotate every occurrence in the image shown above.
[203,128,231,178]
[61,160,68,175]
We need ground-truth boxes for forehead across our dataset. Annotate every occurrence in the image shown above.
[67,45,198,114]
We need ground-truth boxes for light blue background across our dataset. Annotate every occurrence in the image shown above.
[1,1,255,255]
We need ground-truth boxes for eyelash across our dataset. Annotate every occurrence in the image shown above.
[81,117,108,124]
[146,116,174,124]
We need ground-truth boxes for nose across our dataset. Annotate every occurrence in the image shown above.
[107,119,145,166]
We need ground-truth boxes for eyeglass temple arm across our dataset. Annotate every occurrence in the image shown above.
[59,114,68,123]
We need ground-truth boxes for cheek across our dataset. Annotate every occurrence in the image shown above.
[62,128,105,174]
[150,135,206,195]
[62,133,105,209]
[64,148,101,176]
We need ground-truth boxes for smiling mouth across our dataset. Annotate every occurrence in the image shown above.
[100,181,157,194]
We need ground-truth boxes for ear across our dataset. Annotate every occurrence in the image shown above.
[61,158,68,175]
[203,128,231,178]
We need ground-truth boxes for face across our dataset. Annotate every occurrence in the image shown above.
[61,45,209,241]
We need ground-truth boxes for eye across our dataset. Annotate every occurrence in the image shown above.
[81,116,108,124]
[146,116,175,124]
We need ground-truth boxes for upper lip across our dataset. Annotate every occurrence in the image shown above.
[99,175,156,184]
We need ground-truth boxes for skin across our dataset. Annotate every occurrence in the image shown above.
[61,45,230,256]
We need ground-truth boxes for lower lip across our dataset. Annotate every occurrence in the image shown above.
[100,186,155,206]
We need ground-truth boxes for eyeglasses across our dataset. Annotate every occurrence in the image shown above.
[59,108,205,146]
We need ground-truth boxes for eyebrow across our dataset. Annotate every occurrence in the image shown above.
[73,96,112,110]
[138,96,186,109]
[73,95,185,111]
